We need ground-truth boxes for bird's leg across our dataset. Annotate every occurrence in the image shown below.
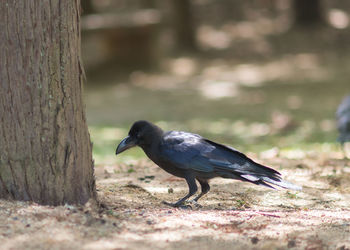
[189,179,210,205]
[162,176,197,208]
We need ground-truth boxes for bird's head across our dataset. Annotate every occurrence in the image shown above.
[116,120,163,155]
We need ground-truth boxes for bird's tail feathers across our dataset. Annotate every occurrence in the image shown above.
[214,162,302,191]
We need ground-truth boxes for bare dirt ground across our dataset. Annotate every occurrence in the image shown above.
[1,152,350,250]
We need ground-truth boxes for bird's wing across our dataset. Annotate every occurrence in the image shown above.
[160,131,301,190]
[202,139,281,177]
[203,139,301,190]
[160,131,279,177]
[160,131,216,172]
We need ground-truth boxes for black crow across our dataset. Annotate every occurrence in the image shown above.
[116,120,302,207]
[336,95,350,157]
[337,95,350,144]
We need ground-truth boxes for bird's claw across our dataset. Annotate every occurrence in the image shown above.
[188,200,203,208]
[162,201,192,209]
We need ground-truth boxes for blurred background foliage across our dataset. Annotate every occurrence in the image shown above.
[81,0,350,166]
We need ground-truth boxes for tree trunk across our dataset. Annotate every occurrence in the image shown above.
[0,1,96,205]
[293,0,324,27]
[172,0,197,51]
[81,0,95,15]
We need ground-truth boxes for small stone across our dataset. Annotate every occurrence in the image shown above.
[251,237,259,244]
[288,240,296,248]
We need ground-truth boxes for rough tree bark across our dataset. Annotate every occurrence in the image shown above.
[0,1,96,205]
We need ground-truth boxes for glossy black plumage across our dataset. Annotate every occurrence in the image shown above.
[337,95,350,144]
[116,120,301,207]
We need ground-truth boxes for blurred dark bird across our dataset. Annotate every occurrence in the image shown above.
[337,95,350,144]
[336,95,350,157]
[116,120,302,207]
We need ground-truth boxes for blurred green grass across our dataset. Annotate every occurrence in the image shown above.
[86,59,348,166]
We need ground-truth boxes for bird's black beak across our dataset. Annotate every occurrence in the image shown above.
[116,136,137,155]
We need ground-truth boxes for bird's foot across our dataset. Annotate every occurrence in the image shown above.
[187,200,203,208]
[162,201,192,209]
